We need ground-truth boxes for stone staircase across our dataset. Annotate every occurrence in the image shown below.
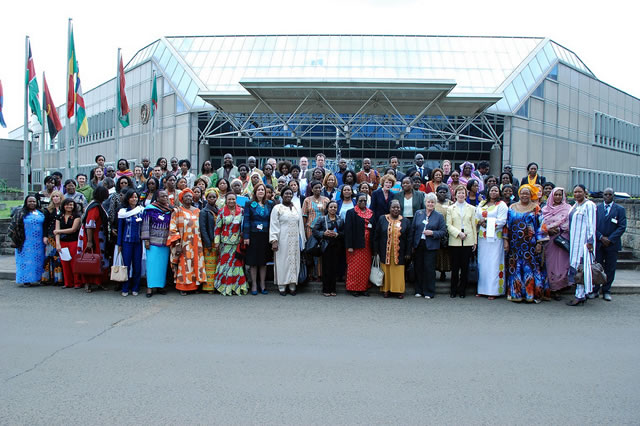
[616,249,640,270]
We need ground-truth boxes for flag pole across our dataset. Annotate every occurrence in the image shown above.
[65,18,72,180]
[41,71,46,179]
[151,69,155,166]
[74,61,79,177]
[115,48,120,164]
[23,36,30,197]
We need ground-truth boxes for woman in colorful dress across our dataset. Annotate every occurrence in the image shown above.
[167,189,207,295]
[566,184,597,306]
[214,178,230,210]
[434,184,452,281]
[243,183,274,295]
[199,188,219,294]
[475,184,508,299]
[139,177,159,207]
[375,199,411,299]
[344,193,375,297]
[503,184,549,303]
[10,195,46,287]
[165,175,180,208]
[76,186,110,293]
[302,180,329,279]
[54,199,81,289]
[213,192,247,296]
[269,187,306,296]
[141,190,172,297]
[115,158,134,182]
[41,190,64,285]
[116,190,144,297]
[541,187,571,300]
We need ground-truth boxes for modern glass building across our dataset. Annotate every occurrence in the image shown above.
[11,35,640,194]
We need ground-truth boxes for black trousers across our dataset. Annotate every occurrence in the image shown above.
[321,242,340,293]
[595,246,618,295]
[449,245,472,296]
[414,242,437,297]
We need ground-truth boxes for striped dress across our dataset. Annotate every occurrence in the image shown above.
[568,200,597,294]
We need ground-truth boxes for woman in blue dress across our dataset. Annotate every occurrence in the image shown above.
[243,182,275,295]
[116,190,144,296]
[141,190,173,297]
[503,185,549,303]
[10,195,46,286]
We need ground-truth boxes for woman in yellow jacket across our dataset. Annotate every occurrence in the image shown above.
[446,184,477,298]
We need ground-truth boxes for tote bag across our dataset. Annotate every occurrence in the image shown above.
[369,255,384,287]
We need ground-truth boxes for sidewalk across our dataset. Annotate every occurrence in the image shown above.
[1,255,639,293]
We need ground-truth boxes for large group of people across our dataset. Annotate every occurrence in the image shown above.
[9,152,627,306]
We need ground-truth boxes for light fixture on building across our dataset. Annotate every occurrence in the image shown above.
[283,124,289,131]
[343,125,349,132]
[405,126,411,134]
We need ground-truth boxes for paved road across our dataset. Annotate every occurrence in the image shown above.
[2,282,640,425]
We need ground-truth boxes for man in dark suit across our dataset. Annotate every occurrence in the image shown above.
[389,156,405,182]
[407,153,431,182]
[592,187,627,301]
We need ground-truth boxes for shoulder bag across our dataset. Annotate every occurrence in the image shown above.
[369,254,384,287]
[74,247,102,276]
[110,246,129,282]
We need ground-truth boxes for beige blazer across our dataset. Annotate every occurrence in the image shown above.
[446,202,478,247]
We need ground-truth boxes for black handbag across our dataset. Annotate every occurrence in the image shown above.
[304,235,323,256]
[554,234,570,252]
[468,255,479,283]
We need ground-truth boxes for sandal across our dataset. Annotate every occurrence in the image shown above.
[331,292,337,297]
[180,291,188,296]
[488,296,496,300]
[323,293,331,297]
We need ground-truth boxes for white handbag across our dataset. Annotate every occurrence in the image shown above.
[110,246,129,282]
[369,255,384,287]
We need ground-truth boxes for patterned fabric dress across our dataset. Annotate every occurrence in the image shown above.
[302,196,329,239]
[167,206,206,291]
[346,208,373,292]
[15,211,46,284]
[202,207,219,292]
[435,200,452,274]
[213,205,247,295]
[41,209,63,285]
[505,205,549,302]
[76,204,109,286]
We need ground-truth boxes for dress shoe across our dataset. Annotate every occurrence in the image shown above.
[157,289,167,295]
[361,291,370,297]
[566,298,586,306]
[587,293,597,299]
[289,290,297,296]
[415,293,423,298]
[251,290,258,295]
[603,293,612,301]
[424,295,432,299]
[146,293,153,298]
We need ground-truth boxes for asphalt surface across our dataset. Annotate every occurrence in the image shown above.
[2,282,640,425]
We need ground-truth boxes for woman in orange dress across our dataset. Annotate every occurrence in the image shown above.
[167,188,206,295]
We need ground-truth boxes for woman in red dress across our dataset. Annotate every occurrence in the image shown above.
[76,186,110,292]
[344,193,375,297]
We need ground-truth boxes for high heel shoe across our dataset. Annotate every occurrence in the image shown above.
[566,298,586,306]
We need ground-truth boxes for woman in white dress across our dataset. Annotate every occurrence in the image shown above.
[567,184,597,306]
[269,187,306,296]
[475,184,508,299]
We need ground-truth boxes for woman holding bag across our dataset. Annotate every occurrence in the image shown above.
[344,193,375,297]
[116,190,144,297]
[76,186,110,293]
[312,200,344,297]
[54,199,81,288]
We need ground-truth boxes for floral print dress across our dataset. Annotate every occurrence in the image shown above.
[213,205,247,295]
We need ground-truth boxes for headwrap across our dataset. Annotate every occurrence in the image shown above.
[231,178,243,188]
[542,187,571,228]
[178,188,193,203]
[518,184,541,201]
[204,187,217,198]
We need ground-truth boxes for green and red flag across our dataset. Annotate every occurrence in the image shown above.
[67,29,78,118]
[75,70,88,137]
[151,72,157,117]
[26,44,42,124]
[43,75,62,139]
[117,55,129,127]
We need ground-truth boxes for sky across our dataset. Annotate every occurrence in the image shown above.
[1,0,639,138]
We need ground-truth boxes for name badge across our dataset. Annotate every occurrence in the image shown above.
[159,215,165,221]
[422,220,428,225]
[612,218,618,224]
[257,224,264,230]
[33,211,39,215]
[367,223,373,229]
[396,222,402,228]
[233,218,241,224]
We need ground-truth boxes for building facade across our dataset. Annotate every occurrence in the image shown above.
[9,35,640,194]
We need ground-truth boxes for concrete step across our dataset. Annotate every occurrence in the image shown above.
[616,259,640,270]
[618,250,635,260]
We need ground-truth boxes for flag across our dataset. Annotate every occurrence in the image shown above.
[75,71,88,137]
[67,29,78,118]
[26,44,42,124]
[0,80,6,128]
[117,55,129,127]
[151,73,158,117]
[43,75,62,140]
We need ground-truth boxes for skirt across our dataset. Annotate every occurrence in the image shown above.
[213,243,248,296]
[381,262,405,294]
[245,231,270,266]
[146,245,170,288]
[202,246,219,291]
[41,237,63,285]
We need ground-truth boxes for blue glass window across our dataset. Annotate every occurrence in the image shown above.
[548,64,558,81]
[515,99,529,118]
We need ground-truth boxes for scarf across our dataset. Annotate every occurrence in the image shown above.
[118,205,144,219]
[82,201,108,236]
[541,187,571,228]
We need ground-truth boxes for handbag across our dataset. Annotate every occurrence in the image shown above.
[110,246,128,282]
[553,234,570,252]
[468,255,479,283]
[369,254,384,287]
[298,257,308,283]
[304,235,323,257]
[575,253,607,285]
[74,248,102,276]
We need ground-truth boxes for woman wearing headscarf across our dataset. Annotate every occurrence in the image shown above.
[566,184,597,306]
[503,184,548,303]
[167,188,206,295]
[213,192,247,296]
[141,189,173,297]
[448,161,484,193]
[9,194,46,287]
[199,188,219,294]
[541,187,571,299]
[475,184,508,299]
